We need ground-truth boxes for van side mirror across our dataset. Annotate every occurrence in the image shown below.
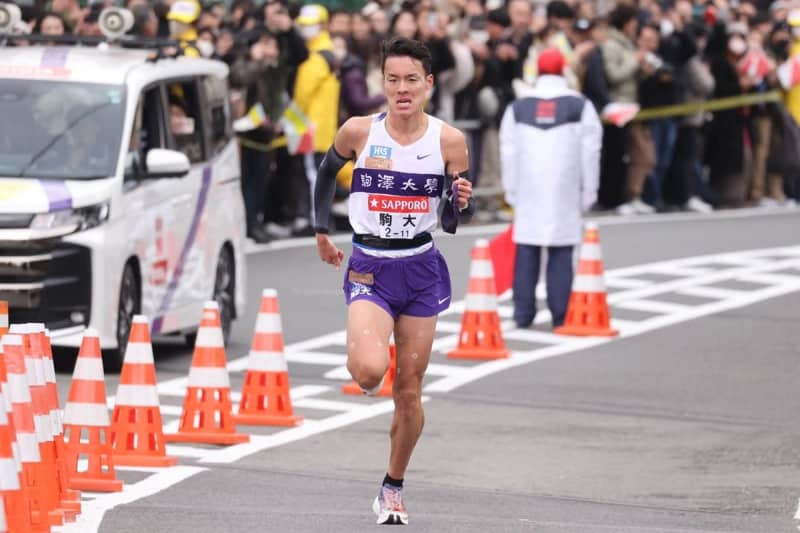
[145,148,190,179]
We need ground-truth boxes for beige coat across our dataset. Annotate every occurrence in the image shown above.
[602,28,639,103]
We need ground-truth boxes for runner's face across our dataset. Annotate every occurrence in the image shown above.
[383,56,432,117]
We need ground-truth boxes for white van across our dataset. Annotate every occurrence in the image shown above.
[0,42,247,369]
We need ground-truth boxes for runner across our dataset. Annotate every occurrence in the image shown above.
[313,36,474,525]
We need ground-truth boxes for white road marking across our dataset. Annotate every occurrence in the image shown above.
[604,277,652,289]
[501,329,577,345]
[53,467,205,533]
[615,299,693,315]
[73,244,800,529]
[292,398,364,412]
[794,498,800,519]
[199,399,429,464]
[324,362,466,381]
[646,265,716,277]
[165,445,215,458]
[676,286,747,300]
[425,269,800,393]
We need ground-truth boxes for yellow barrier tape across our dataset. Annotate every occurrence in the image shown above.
[620,90,783,123]
[237,135,289,152]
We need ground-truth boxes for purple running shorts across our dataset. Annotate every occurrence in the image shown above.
[343,245,452,320]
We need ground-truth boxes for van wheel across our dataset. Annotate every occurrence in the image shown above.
[107,262,139,373]
[213,246,235,346]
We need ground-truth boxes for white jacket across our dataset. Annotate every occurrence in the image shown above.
[499,75,602,246]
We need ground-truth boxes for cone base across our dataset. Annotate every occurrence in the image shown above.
[69,477,124,493]
[164,431,250,445]
[60,508,79,522]
[112,453,179,467]
[233,412,304,427]
[554,325,618,337]
[60,498,82,512]
[342,381,393,397]
[447,348,510,360]
[31,509,65,527]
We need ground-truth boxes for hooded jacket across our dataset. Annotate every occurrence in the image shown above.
[293,31,341,153]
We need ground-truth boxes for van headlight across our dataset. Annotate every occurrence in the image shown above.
[31,202,110,234]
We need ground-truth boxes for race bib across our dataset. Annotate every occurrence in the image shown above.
[367,194,429,239]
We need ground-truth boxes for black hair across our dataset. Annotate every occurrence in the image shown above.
[546,0,575,20]
[32,11,69,34]
[389,9,416,36]
[608,4,638,31]
[381,36,432,75]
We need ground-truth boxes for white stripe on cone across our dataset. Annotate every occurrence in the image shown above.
[72,357,105,381]
[465,294,498,312]
[195,326,224,348]
[115,384,160,408]
[5,374,31,404]
[580,243,603,261]
[33,414,53,443]
[247,351,289,373]
[16,432,40,463]
[63,402,110,427]
[122,342,155,364]
[0,314,7,328]
[255,313,282,334]
[572,274,606,293]
[469,259,494,279]
[0,457,18,490]
[187,367,230,388]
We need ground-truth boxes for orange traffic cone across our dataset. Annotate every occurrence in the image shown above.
[0,342,32,533]
[448,239,510,360]
[41,330,80,514]
[2,333,55,531]
[234,290,302,427]
[0,302,7,338]
[555,222,618,337]
[111,316,178,467]
[13,325,67,524]
[342,343,397,397]
[62,330,123,493]
[165,302,249,445]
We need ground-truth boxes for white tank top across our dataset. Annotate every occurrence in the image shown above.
[348,112,446,257]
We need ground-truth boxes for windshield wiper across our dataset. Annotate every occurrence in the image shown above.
[15,103,112,178]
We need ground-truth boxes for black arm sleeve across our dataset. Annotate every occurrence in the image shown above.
[454,170,476,221]
[313,146,350,234]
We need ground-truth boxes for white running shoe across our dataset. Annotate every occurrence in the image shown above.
[373,484,408,525]
[686,196,713,213]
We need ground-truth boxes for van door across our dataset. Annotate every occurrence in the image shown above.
[123,83,187,336]
[162,77,214,321]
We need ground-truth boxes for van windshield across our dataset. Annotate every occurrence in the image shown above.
[0,79,126,179]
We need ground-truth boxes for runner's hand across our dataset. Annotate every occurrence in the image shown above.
[454,176,473,210]
[317,233,344,268]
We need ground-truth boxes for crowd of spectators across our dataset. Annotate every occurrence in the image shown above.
[10,0,800,242]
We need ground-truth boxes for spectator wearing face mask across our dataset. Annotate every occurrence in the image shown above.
[230,28,289,244]
[705,21,752,208]
[293,4,341,237]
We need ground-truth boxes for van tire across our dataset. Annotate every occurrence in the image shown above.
[213,245,235,346]
[107,261,140,373]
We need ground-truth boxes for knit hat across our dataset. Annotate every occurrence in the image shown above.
[537,48,565,76]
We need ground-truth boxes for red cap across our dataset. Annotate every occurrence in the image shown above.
[537,48,565,76]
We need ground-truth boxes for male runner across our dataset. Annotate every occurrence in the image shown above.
[313,37,474,525]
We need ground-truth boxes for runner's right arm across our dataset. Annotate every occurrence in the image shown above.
[313,117,368,234]
[314,117,369,267]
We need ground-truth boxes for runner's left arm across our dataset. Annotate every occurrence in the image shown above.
[441,124,475,233]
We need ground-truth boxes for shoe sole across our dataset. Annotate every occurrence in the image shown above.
[373,496,408,525]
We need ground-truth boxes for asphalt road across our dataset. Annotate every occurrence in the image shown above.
[52,207,800,532]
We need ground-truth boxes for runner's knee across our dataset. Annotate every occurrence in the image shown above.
[392,387,422,413]
[347,357,388,389]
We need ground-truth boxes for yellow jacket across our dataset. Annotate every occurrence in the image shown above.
[177,28,200,58]
[787,40,800,124]
[293,32,340,153]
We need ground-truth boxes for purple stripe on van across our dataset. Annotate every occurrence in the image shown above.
[40,47,69,68]
[40,180,73,211]
[151,166,213,335]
